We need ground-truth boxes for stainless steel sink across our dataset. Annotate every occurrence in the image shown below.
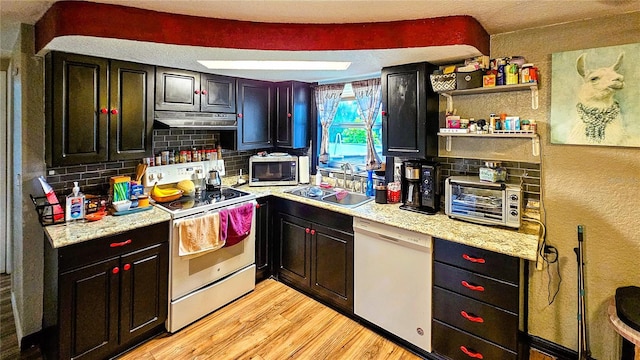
[284,185,373,208]
[321,192,373,208]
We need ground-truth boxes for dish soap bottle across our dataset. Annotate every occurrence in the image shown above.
[366,170,375,196]
[65,182,85,222]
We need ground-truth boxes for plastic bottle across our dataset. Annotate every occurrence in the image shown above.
[366,170,375,196]
[65,181,85,222]
[38,176,64,222]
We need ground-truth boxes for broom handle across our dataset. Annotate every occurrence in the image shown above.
[576,225,590,359]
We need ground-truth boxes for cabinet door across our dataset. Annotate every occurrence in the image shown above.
[59,257,120,360]
[155,67,200,111]
[381,62,439,158]
[275,81,311,149]
[277,213,311,289]
[255,200,271,282]
[237,79,273,150]
[109,60,154,161]
[50,52,109,165]
[201,73,236,113]
[119,243,168,346]
[310,222,354,313]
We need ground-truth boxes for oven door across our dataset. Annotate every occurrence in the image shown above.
[249,158,298,186]
[446,182,506,225]
[169,201,256,301]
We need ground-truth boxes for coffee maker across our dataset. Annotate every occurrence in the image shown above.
[400,160,439,214]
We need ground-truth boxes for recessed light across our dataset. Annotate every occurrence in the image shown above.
[197,60,351,70]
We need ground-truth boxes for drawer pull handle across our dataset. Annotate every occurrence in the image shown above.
[461,281,485,292]
[110,239,132,247]
[460,310,484,323]
[460,345,483,359]
[462,254,486,264]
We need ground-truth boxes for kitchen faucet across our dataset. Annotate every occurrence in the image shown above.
[341,163,355,191]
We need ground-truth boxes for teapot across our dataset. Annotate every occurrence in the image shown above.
[206,169,221,191]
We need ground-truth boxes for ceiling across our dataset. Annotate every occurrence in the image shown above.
[1,0,638,82]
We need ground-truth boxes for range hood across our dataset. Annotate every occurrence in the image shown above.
[154,111,237,130]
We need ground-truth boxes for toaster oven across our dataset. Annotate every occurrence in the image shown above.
[444,176,522,228]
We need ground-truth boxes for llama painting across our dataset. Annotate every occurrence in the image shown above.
[550,43,640,147]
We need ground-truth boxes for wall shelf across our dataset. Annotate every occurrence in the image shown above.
[440,82,539,111]
[438,132,540,156]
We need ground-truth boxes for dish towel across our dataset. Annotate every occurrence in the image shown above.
[220,203,254,247]
[177,212,225,257]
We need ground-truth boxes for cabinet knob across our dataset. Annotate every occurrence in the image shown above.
[237,113,243,118]
[460,310,484,323]
[462,253,486,264]
[305,228,310,234]
[100,108,108,114]
[310,229,316,235]
[461,281,485,292]
[194,90,200,95]
[381,110,387,116]
[287,113,292,118]
[201,90,208,95]
[110,109,118,115]
[255,204,260,209]
[112,267,120,274]
[123,263,131,271]
[460,346,483,359]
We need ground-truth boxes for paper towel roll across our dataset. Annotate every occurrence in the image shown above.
[298,156,310,184]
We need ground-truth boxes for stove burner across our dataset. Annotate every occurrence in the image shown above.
[207,189,240,201]
[156,187,253,215]
[165,197,203,211]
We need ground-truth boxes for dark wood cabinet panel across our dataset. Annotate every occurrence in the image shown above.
[274,199,354,314]
[275,81,311,149]
[44,223,169,360]
[109,60,154,161]
[46,52,154,166]
[59,257,119,360]
[119,243,168,346]
[433,320,517,360]
[381,62,439,159]
[201,73,236,113]
[255,200,271,282]
[49,52,109,165]
[155,67,200,111]
[237,78,273,150]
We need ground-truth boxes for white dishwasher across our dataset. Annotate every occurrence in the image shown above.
[353,217,432,353]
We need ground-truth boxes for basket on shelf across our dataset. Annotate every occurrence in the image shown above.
[429,73,456,92]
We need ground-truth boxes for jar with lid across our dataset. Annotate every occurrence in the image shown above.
[375,182,387,204]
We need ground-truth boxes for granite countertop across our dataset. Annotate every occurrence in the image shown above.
[238,180,540,261]
[44,206,172,248]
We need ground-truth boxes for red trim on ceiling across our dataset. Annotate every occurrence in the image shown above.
[35,1,489,55]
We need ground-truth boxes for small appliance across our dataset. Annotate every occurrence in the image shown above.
[400,160,439,214]
[249,153,298,186]
[206,169,221,192]
[444,176,522,228]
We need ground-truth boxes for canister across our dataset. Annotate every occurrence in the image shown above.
[375,182,387,204]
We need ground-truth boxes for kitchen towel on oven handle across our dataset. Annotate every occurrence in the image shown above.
[219,201,255,247]
[175,211,225,258]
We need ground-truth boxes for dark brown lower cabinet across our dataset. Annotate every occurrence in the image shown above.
[432,238,525,360]
[44,222,169,360]
[255,199,271,283]
[274,199,353,314]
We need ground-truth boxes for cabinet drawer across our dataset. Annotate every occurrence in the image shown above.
[434,238,518,284]
[433,287,518,350]
[58,222,169,272]
[432,320,517,360]
[434,262,519,313]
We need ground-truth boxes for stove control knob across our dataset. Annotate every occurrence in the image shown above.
[157,172,164,180]
[148,173,155,181]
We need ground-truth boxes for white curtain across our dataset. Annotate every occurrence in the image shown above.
[314,84,344,164]
[352,79,383,170]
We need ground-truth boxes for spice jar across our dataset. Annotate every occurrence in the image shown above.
[375,182,387,204]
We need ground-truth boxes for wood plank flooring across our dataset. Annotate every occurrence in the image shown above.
[119,279,422,360]
[0,274,43,360]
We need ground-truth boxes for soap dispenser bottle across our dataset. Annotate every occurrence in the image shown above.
[65,181,85,221]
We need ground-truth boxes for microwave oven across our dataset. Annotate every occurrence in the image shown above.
[444,176,522,228]
[249,154,298,186]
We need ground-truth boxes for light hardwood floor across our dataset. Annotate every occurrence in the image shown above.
[118,279,422,360]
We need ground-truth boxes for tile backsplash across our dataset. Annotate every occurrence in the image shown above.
[46,129,261,195]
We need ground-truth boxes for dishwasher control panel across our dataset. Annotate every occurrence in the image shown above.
[353,218,432,248]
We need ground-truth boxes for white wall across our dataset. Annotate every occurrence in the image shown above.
[10,23,45,342]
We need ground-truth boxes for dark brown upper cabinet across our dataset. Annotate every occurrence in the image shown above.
[236,78,273,150]
[381,62,439,159]
[46,52,154,166]
[275,81,311,149]
[155,68,236,114]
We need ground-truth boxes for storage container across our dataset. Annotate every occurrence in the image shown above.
[456,70,483,90]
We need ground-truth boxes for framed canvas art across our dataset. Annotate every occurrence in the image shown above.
[550,43,640,147]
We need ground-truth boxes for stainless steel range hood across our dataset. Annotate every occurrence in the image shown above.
[154,111,237,130]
